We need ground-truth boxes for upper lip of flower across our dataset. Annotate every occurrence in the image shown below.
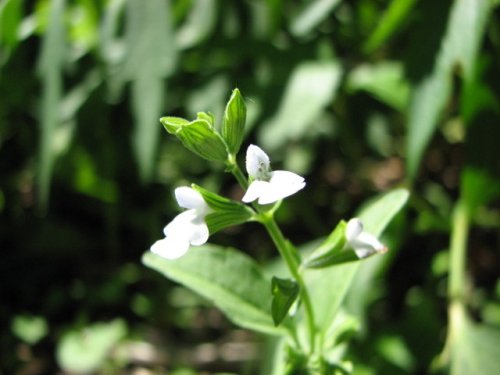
[242,144,306,205]
[345,218,387,258]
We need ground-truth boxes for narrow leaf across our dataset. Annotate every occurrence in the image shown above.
[36,0,66,210]
[406,0,491,179]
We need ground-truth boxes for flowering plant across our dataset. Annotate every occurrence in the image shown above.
[142,89,408,374]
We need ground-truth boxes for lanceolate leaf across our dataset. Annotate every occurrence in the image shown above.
[143,245,281,335]
[406,0,491,179]
[36,0,66,210]
[305,189,409,336]
[122,0,177,181]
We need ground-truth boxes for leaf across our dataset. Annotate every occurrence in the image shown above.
[450,305,500,375]
[347,62,410,111]
[56,319,127,374]
[11,315,48,345]
[363,0,418,53]
[175,0,217,49]
[304,189,409,337]
[290,0,341,37]
[406,0,491,179]
[259,61,342,151]
[142,245,281,335]
[271,277,299,326]
[122,0,177,181]
[0,0,23,56]
[36,0,66,210]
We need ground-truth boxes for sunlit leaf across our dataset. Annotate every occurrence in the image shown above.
[176,0,217,49]
[11,315,48,345]
[0,0,23,58]
[56,319,127,374]
[290,0,341,37]
[406,0,491,179]
[259,61,342,151]
[143,245,282,335]
[121,0,177,181]
[347,62,410,111]
[363,0,417,53]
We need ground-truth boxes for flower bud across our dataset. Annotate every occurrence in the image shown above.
[222,88,247,155]
[160,117,228,161]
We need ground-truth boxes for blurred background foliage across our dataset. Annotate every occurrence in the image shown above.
[1,0,499,374]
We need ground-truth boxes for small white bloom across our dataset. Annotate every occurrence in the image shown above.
[242,144,305,205]
[345,218,387,259]
[150,187,210,259]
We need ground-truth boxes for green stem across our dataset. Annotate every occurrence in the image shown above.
[227,159,316,353]
[436,200,470,371]
[448,200,469,301]
[262,216,317,354]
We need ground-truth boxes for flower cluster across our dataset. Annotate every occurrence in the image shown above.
[150,144,306,259]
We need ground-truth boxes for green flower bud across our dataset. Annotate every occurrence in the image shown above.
[222,88,247,155]
[160,117,228,161]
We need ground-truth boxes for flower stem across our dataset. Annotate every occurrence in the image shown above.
[261,216,317,354]
[227,159,316,354]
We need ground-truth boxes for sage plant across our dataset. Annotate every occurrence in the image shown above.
[143,89,408,374]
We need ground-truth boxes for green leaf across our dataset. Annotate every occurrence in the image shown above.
[36,0,66,210]
[11,315,48,345]
[222,88,247,155]
[363,0,417,53]
[56,319,127,374]
[142,245,281,335]
[121,0,177,181]
[271,277,299,326]
[406,0,491,179]
[259,61,342,152]
[304,189,409,337]
[450,305,500,375]
[175,0,217,49]
[290,0,341,37]
[161,118,228,161]
[347,62,410,111]
[0,0,23,54]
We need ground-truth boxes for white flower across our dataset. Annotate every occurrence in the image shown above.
[345,218,387,259]
[150,187,210,259]
[242,144,305,205]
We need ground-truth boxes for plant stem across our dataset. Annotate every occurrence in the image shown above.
[448,200,469,301]
[262,216,317,354]
[227,159,316,353]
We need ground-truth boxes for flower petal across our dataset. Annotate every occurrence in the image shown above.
[246,144,270,179]
[188,219,210,246]
[163,210,198,237]
[345,218,363,242]
[175,186,206,210]
[258,170,305,204]
[150,237,190,259]
[242,180,270,203]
